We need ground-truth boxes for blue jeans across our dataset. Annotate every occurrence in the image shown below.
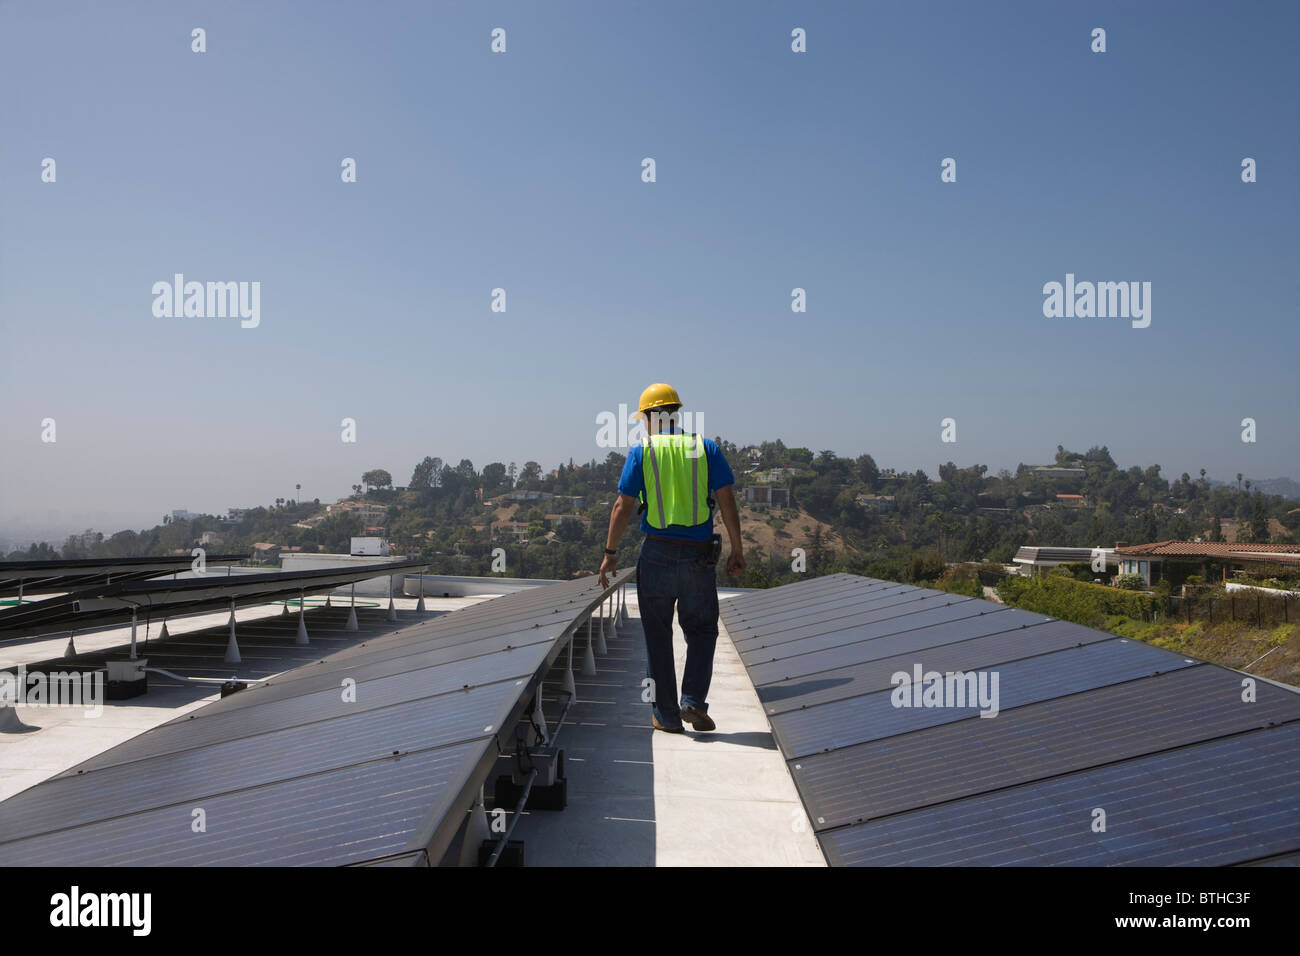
[636,535,719,729]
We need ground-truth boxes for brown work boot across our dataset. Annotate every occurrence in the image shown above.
[680,706,716,732]
[652,714,685,733]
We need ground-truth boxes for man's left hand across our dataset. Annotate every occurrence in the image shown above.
[726,550,746,578]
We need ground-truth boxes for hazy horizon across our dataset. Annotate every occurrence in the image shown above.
[3,445,1294,553]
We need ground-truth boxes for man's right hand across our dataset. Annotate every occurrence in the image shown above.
[725,550,746,578]
[598,553,617,588]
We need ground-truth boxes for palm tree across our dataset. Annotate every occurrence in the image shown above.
[295,483,301,505]
[1236,473,1243,492]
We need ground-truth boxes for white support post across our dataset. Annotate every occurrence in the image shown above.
[416,572,426,613]
[457,786,491,867]
[63,629,77,659]
[581,618,597,676]
[563,633,578,700]
[225,598,242,663]
[532,690,548,743]
[297,589,310,645]
[345,582,358,632]
[594,604,608,655]
[0,704,33,733]
[129,608,138,660]
[158,620,169,641]
[387,575,397,622]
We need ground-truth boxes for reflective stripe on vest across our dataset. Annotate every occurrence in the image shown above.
[641,433,709,529]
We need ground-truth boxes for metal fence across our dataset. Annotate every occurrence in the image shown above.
[1174,592,1298,627]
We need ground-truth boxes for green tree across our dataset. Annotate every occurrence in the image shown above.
[855,454,879,489]
[1250,496,1270,542]
[481,462,508,493]
[362,469,393,491]
[410,457,443,489]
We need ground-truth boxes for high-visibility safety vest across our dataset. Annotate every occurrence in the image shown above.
[640,433,712,529]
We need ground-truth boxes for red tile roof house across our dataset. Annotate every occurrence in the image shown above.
[251,541,281,563]
[1113,540,1300,587]
[490,521,531,541]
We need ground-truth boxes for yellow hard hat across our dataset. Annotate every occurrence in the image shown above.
[638,383,682,414]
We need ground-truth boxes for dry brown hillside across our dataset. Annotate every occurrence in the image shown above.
[733,500,844,563]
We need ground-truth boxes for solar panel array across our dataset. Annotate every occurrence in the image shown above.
[0,555,244,597]
[0,571,631,866]
[0,558,426,639]
[721,573,1300,866]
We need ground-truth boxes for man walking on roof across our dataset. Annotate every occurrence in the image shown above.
[598,384,745,733]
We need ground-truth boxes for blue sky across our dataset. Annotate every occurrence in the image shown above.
[1,0,1297,537]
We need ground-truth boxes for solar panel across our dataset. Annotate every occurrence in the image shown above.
[727,584,924,638]
[820,723,1300,866]
[756,618,1110,715]
[723,574,1300,866]
[792,663,1300,828]
[745,604,1062,685]
[0,571,633,866]
[0,559,427,639]
[770,639,1200,758]
[0,555,245,597]
[0,741,484,867]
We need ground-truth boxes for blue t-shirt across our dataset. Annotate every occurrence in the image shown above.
[618,431,735,541]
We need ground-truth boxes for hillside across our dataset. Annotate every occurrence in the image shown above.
[9,444,1298,592]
